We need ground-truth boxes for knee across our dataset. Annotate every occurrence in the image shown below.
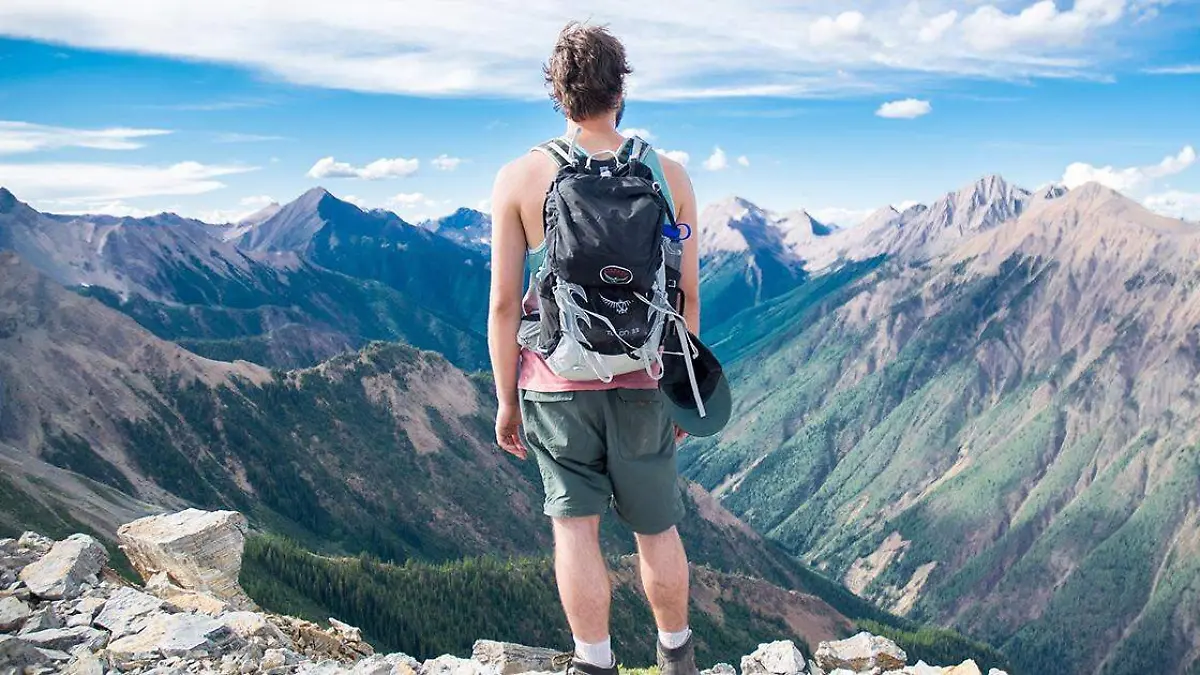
[552,515,601,544]
[634,525,681,550]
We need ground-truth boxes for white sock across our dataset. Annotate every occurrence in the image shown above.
[574,636,614,668]
[659,627,691,650]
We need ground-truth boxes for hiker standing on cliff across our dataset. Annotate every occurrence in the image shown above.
[487,21,702,675]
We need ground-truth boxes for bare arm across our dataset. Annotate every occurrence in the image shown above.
[488,160,528,457]
[661,158,701,334]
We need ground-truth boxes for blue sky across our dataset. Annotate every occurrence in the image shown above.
[0,0,1198,224]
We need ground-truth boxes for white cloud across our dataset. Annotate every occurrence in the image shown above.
[476,198,492,214]
[736,155,750,168]
[658,150,690,167]
[897,200,920,211]
[1143,191,1200,220]
[307,155,419,180]
[876,98,932,119]
[810,11,865,46]
[703,147,729,172]
[918,11,958,43]
[1061,145,1196,193]
[388,192,426,206]
[1144,64,1200,74]
[0,120,169,154]
[621,128,655,140]
[808,206,875,226]
[0,1,1177,101]
[961,0,1126,52]
[0,161,257,206]
[431,154,463,171]
[342,194,367,207]
[240,195,275,208]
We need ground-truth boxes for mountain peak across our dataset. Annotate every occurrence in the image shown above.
[0,187,21,211]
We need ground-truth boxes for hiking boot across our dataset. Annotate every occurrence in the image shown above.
[551,653,618,675]
[657,633,700,675]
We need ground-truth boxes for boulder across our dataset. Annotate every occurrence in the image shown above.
[897,662,945,675]
[106,613,245,666]
[701,664,737,675]
[420,654,493,675]
[740,640,806,675]
[0,595,31,631]
[261,647,305,670]
[18,534,108,600]
[815,632,907,672]
[70,596,108,621]
[117,509,255,610]
[945,662,982,675]
[94,586,166,639]
[20,625,109,652]
[472,640,561,675]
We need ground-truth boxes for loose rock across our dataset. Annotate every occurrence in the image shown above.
[94,586,166,639]
[18,534,108,600]
[741,640,807,675]
[0,595,30,631]
[472,639,561,675]
[20,625,109,652]
[106,613,245,666]
[701,664,737,675]
[118,509,256,610]
[815,632,907,672]
[945,662,983,675]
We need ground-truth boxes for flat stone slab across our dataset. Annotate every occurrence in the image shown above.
[18,534,108,600]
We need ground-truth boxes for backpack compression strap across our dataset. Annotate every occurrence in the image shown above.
[533,138,576,169]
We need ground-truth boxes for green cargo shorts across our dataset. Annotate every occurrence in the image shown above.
[519,388,684,534]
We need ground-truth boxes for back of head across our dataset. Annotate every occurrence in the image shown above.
[544,22,632,122]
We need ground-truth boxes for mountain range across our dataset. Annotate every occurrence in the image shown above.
[683,178,1200,675]
[3,173,1199,674]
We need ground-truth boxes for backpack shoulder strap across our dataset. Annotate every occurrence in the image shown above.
[531,138,576,169]
[616,135,651,165]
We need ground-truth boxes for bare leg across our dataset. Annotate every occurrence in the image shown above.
[552,516,610,642]
[635,526,689,632]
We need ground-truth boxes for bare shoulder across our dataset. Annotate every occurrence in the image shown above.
[654,150,697,216]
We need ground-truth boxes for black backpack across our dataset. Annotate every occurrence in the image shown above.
[519,135,686,382]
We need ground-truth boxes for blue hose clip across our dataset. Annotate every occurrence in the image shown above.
[663,222,693,241]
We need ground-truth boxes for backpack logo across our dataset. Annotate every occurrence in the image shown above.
[599,294,632,315]
[600,265,633,285]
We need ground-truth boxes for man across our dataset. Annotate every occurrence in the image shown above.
[487,21,701,675]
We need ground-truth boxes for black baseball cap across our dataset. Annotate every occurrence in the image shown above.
[659,326,731,437]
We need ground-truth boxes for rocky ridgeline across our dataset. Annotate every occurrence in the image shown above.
[1,509,1007,675]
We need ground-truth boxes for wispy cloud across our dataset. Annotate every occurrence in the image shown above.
[1143,64,1200,75]
[213,132,286,143]
[0,160,257,206]
[621,128,654,140]
[736,155,750,167]
[0,120,169,154]
[431,154,463,171]
[1062,145,1196,193]
[307,156,419,180]
[876,98,932,119]
[0,0,1184,100]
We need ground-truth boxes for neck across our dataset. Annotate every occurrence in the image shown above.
[565,111,622,141]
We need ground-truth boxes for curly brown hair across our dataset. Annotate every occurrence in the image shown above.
[543,21,632,122]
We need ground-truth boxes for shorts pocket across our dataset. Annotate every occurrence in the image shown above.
[522,390,576,402]
[614,389,671,461]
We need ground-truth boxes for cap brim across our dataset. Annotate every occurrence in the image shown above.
[660,371,732,437]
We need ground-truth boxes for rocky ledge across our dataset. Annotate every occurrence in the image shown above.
[1,510,1007,675]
